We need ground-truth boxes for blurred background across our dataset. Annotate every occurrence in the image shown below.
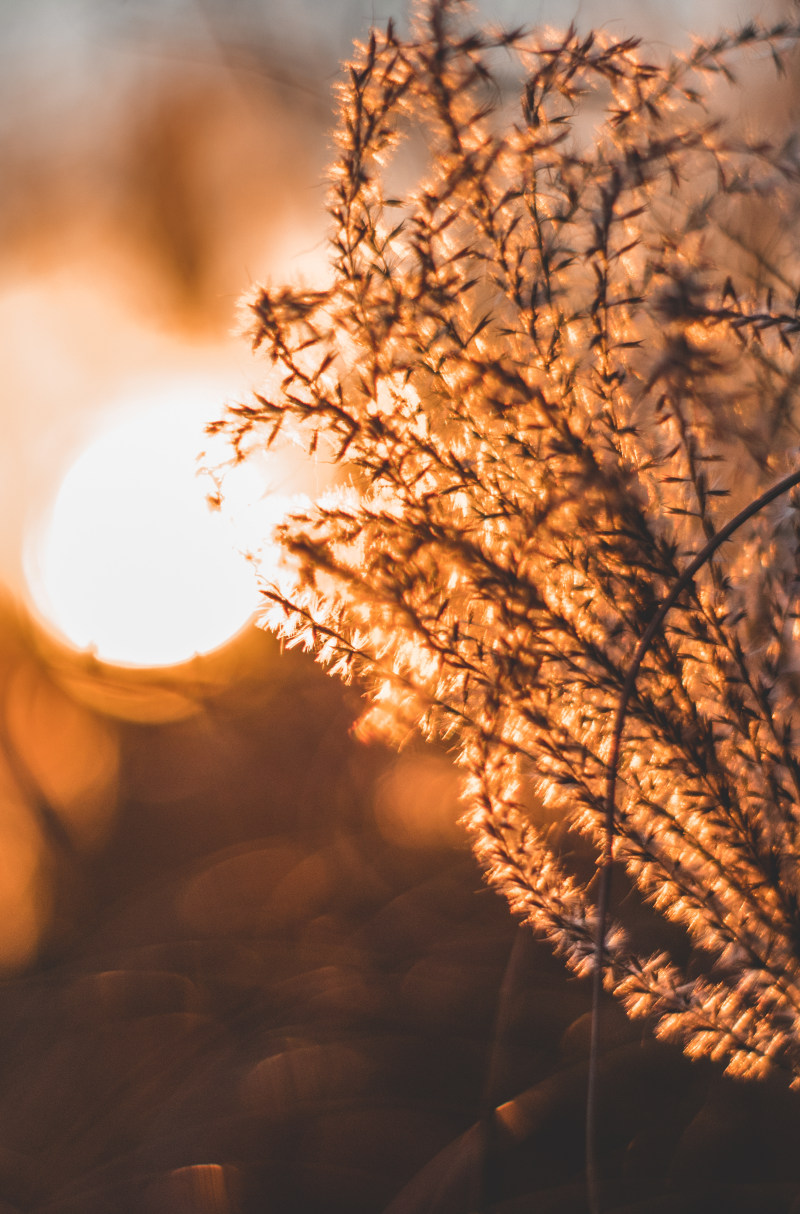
[0,1,799,1212]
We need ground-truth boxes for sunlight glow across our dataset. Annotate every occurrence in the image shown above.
[26,378,298,668]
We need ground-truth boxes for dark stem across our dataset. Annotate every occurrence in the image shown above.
[585,465,800,1214]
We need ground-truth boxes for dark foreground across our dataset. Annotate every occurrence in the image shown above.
[0,622,798,1214]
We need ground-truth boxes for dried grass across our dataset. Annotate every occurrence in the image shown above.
[216,0,800,1117]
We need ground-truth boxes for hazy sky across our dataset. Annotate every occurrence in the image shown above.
[1,0,789,70]
[0,0,791,612]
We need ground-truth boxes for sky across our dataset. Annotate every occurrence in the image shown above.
[0,7,798,1210]
[0,0,791,651]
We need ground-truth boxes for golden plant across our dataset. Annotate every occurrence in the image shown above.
[215,0,800,1125]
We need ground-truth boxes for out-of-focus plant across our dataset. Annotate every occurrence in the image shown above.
[215,0,800,1107]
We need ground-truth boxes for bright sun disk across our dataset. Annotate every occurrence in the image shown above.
[25,378,298,668]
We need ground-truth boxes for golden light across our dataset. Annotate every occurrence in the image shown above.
[374,752,465,849]
[24,376,297,669]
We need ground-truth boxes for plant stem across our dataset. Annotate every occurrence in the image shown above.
[586,464,800,1214]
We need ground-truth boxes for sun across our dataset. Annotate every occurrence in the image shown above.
[25,377,297,668]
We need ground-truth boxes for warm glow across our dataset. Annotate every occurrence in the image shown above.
[25,378,298,668]
[374,752,464,848]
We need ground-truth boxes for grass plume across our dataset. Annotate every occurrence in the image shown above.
[214,0,800,1178]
